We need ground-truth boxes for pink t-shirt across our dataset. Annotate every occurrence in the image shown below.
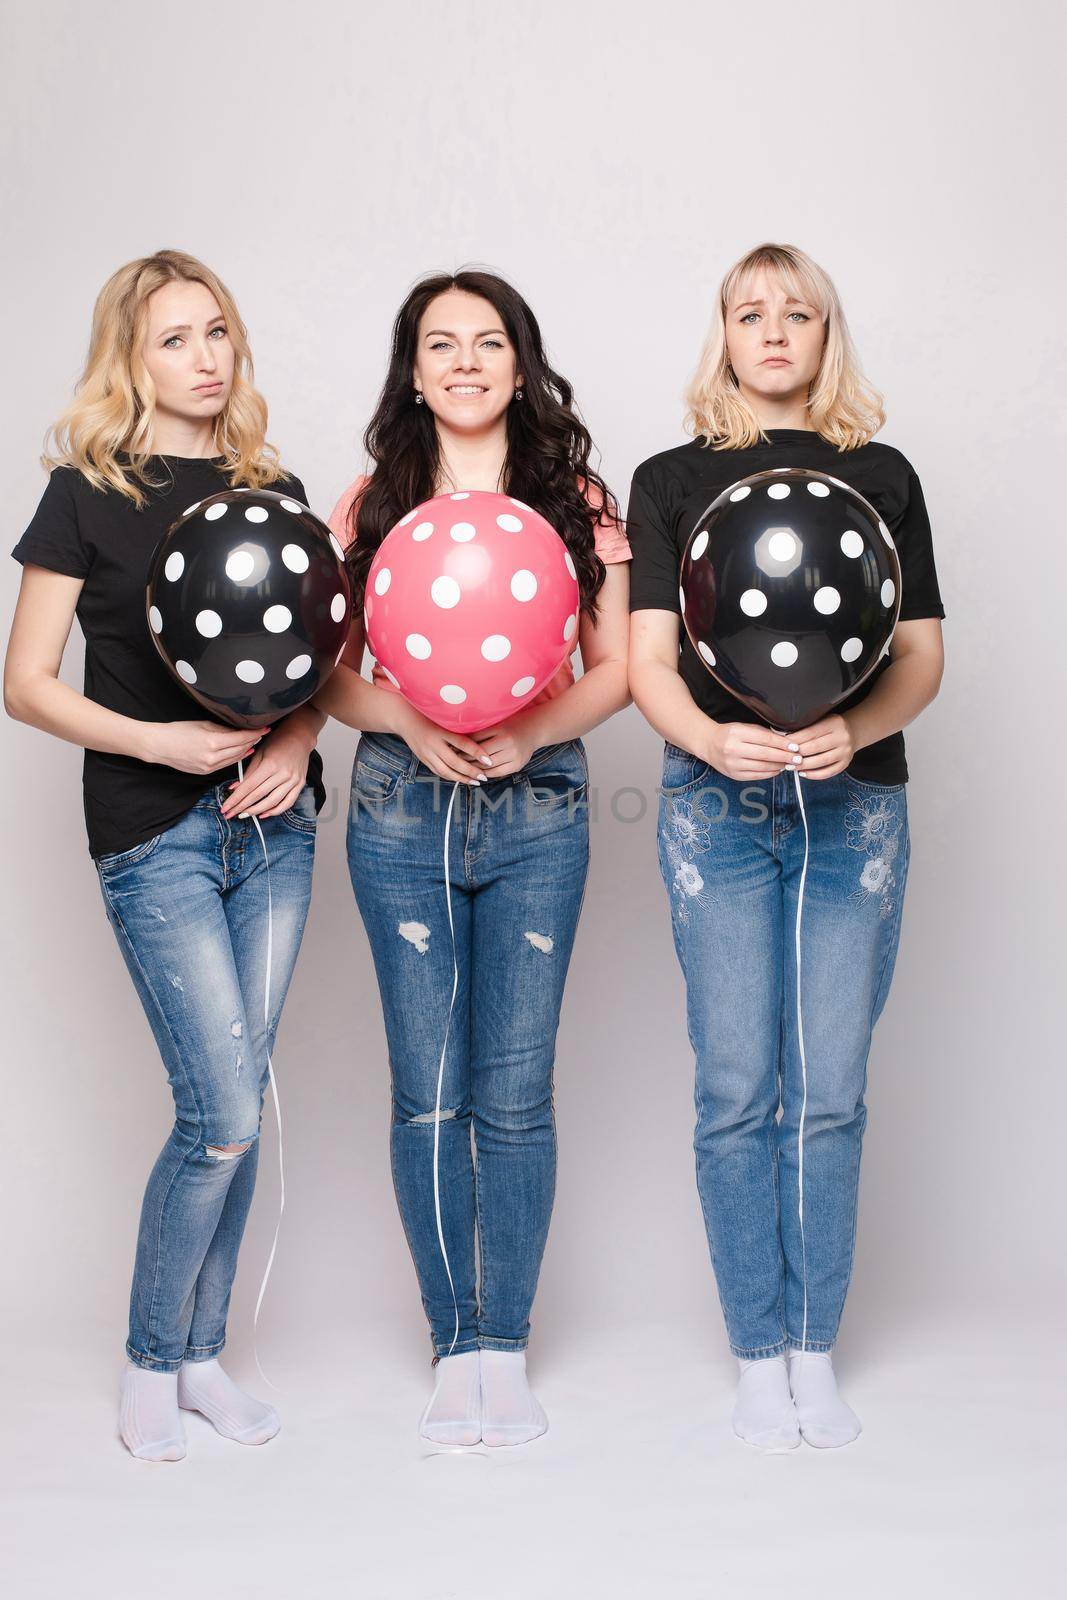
[327,474,631,709]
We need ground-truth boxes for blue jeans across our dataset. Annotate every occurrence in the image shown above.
[95,782,317,1372]
[346,733,590,1357]
[657,743,910,1358]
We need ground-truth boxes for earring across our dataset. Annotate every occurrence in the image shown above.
[514,386,524,402]
[414,389,424,405]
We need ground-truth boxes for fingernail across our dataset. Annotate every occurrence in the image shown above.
[788,743,799,752]
[793,754,802,764]
[238,810,249,818]
[480,756,492,767]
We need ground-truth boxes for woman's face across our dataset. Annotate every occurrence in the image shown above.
[140,279,235,428]
[413,289,521,435]
[724,269,825,406]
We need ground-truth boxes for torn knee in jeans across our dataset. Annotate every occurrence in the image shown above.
[205,1140,252,1161]
[407,1108,457,1125]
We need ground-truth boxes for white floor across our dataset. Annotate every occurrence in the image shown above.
[4,1311,1060,1599]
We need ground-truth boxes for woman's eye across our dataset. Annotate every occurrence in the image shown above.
[787,311,810,322]
[208,325,227,339]
[163,336,183,349]
[482,339,504,349]
[740,313,759,324]
[430,341,452,352]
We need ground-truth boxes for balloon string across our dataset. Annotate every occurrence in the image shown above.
[792,763,810,1372]
[233,757,285,1395]
[430,781,463,1359]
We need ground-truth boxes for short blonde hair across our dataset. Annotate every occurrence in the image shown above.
[44,249,286,506]
[683,242,885,451]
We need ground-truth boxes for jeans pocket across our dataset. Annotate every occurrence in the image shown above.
[95,830,168,873]
[521,740,588,806]
[661,742,713,796]
[844,772,906,795]
[279,782,319,833]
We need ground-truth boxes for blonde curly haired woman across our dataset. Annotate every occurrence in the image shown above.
[5,251,323,1461]
[627,243,945,1451]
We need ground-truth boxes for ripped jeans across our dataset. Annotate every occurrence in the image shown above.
[95,782,317,1372]
[657,744,910,1359]
[347,733,589,1357]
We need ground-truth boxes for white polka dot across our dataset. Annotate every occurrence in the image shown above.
[767,531,797,561]
[226,550,256,582]
[771,640,799,667]
[807,481,831,497]
[690,529,709,561]
[511,570,537,602]
[450,492,470,501]
[697,641,716,667]
[878,520,893,547]
[263,605,291,633]
[379,664,400,687]
[183,502,201,516]
[331,593,347,623]
[413,521,435,542]
[235,659,264,683]
[497,514,523,532]
[768,483,791,500]
[510,498,533,511]
[164,551,185,582]
[204,503,227,522]
[679,586,686,615]
[195,609,222,638]
[234,488,250,493]
[729,486,751,503]
[244,505,269,523]
[840,530,865,559]
[740,589,767,617]
[431,575,461,609]
[881,578,896,607]
[511,675,536,697]
[450,522,476,542]
[406,633,432,660]
[282,543,309,573]
[440,684,467,705]
[328,533,346,562]
[286,654,312,679]
[374,567,392,595]
[398,509,418,526]
[280,499,303,514]
[148,605,163,633]
[841,637,863,663]
[175,660,197,684]
[564,551,577,580]
[481,635,512,661]
[563,613,578,642]
[814,586,841,615]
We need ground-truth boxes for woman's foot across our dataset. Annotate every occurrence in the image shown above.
[119,1362,186,1462]
[419,1350,482,1446]
[732,1354,800,1452]
[787,1349,861,1448]
[479,1349,547,1448]
[177,1358,280,1445]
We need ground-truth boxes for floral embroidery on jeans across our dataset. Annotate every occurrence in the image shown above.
[662,797,712,926]
[845,792,903,920]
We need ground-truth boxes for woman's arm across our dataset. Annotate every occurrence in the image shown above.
[628,608,799,782]
[4,564,262,772]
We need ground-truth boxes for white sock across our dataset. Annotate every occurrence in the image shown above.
[119,1363,186,1462]
[419,1351,482,1446]
[732,1354,800,1452]
[787,1349,862,1448]
[479,1349,548,1448]
[177,1358,280,1445]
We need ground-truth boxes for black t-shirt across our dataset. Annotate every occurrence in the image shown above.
[627,430,946,783]
[12,456,325,858]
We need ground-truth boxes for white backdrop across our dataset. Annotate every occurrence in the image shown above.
[2,1,1062,1595]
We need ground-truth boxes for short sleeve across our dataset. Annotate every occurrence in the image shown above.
[327,474,371,552]
[11,468,92,579]
[892,465,946,622]
[579,476,631,564]
[626,463,683,612]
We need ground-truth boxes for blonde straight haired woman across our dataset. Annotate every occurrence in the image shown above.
[5,250,325,1460]
[627,243,945,1451]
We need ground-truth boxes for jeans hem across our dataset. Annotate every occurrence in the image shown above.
[729,1338,788,1360]
[126,1342,185,1375]
[786,1336,835,1354]
[477,1335,529,1353]
[431,1337,480,1360]
[182,1339,226,1363]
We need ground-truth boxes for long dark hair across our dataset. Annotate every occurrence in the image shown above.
[344,269,619,620]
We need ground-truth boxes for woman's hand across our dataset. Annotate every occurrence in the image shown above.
[788,713,855,779]
[392,700,493,785]
[140,720,268,776]
[220,720,317,819]
[706,721,801,782]
[471,713,540,779]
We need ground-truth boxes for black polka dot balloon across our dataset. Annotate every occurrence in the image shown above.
[146,488,352,729]
[679,467,902,732]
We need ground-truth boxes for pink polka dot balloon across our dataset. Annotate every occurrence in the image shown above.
[364,490,580,733]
